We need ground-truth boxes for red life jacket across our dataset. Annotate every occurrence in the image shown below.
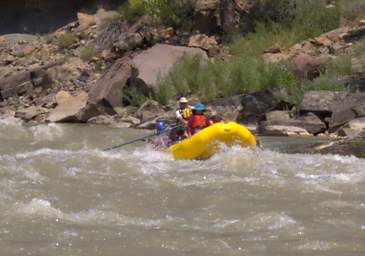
[191,114,208,130]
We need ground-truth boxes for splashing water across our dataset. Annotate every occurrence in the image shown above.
[0,121,364,255]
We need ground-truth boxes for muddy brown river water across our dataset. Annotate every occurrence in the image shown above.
[1,118,364,256]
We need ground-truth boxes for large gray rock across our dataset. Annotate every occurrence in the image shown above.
[330,96,365,130]
[262,111,326,135]
[260,125,311,137]
[47,91,88,123]
[300,91,349,114]
[14,106,48,121]
[0,62,57,99]
[88,56,132,110]
[208,95,242,121]
[238,90,289,123]
[130,44,207,91]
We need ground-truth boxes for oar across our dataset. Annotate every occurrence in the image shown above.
[103,125,181,152]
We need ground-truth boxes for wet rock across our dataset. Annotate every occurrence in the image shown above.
[261,112,326,135]
[47,91,88,122]
[306,137,365,158]
[87,115,114,125]
[120,116,141,126]
[130,44,207,91]
[260,125,311,137]
[14,106,48,121]
[88,56,132,110]
[337,117,365,138]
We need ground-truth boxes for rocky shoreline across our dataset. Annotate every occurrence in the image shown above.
[1,3,365,157]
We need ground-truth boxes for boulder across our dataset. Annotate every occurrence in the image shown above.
[265,111,291,122]
[188,34,219,56]
[88,56,132,110]
[208,95,242,121]
[300,91,364,115]
[291,53,325,80]
[0,62,59,99]
[238,90,289,123]
[329,96,365,130]
[262,111,326,135]
[260,125,311,137]
[14,106,48,121]
[87,115,114,125]
[130,44,207,91]
[47,91,88,123]
[120,116,141,126]
[135,100,164,123]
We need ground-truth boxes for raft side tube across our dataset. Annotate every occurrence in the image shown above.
[168,122,256,160]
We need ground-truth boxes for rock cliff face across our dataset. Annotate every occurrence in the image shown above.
[0,0,125,34]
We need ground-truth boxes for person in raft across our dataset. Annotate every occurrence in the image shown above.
[173,97,193,140]
[186,103,211,137]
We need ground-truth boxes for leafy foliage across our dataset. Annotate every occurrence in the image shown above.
[122,86,147,107]
[118,0,195,28]
[57,32,77,49]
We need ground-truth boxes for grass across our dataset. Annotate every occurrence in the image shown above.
[57,32,78,49]
[80,44,96,62]
[118,0,194,28]
[230,1,341,59]
[156,56,301,105]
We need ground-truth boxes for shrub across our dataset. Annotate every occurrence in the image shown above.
[118,0,195,28]
[122,86,147,106]
[80,44,96,62]
[302,73,345,92]
[57,32,77,49]
[156,56,301,104]
[340,0,365,21]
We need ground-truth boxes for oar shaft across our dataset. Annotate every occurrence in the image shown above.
[103,133,156,151]
[103,125,182,152]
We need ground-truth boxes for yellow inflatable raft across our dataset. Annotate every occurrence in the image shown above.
[168,121,257,160]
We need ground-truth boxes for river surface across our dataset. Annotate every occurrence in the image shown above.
[1,118,365,256]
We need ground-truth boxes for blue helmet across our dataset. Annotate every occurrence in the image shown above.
[155,119,167,133]
[194,103,205,111]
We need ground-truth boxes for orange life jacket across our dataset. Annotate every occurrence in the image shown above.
[191,114,208,129]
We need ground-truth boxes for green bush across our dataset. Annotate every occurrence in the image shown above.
[156,56,301,104]
[118,0,194,28]
[80,44,96,62]
[230,0,342,58]
[339,0,365,21]
[122,86,147,107]
[57,32,78,49]
[302,73,344,92]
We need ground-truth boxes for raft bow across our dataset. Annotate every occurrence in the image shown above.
[168,121,257,160]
